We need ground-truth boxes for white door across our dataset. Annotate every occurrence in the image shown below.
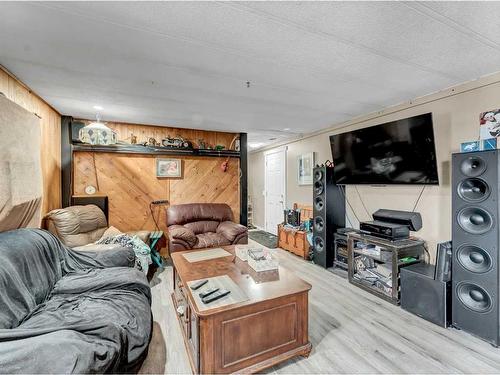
[265,148,286,235]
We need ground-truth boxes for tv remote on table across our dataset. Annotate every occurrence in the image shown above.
[199,287,219,299]
[190,279,208,290]
[202,289,231,304]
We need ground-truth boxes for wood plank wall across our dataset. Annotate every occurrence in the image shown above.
[0,66,61,215]
[78,119,238,150]
[72,121,241,252]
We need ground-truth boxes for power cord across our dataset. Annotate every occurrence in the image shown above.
[149,200,169,232]
[354,185,371,219]
[339,185,361,226]
[412,185,426,212]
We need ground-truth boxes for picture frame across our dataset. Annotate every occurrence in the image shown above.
[297,152,315,185]
[156,158,182,178]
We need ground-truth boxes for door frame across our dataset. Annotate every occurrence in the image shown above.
[264,146,287,234]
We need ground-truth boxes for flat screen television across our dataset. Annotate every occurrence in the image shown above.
[330,113,439,185]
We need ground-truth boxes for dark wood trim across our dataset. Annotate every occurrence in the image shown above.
[239,133,248,226]
[72,143,241,158]
[61,115,73,208]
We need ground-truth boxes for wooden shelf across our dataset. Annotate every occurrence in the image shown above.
[72,143,241,158]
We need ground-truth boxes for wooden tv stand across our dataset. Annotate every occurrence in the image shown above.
[171,246,312,374]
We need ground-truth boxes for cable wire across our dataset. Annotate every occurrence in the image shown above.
[412,185,426,212]
[339,185,361,226]
[354,185,371,219]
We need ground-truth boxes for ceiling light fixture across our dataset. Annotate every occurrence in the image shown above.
[79,113,117,145]
[283,128,291,131]
[93,105,103,111]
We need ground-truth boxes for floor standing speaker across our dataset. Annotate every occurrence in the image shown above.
[452,150,500,345]
[312,166,345,268]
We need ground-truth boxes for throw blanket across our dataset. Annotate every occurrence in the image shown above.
[0,229,152,373]
[96,233,152,274]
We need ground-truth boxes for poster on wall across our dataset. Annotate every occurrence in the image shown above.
[156,158,182,178]
[480,110,500,139]
[297,152,315,185]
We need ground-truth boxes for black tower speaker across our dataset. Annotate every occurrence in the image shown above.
[312,166,345,268]
[452,150,500,345]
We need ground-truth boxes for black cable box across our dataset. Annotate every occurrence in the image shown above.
[359,220,410,240]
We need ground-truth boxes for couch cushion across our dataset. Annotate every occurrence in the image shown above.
[168,225,198,247]
[167,203,234,226]
[184,220,219,235]
[44,205,108,248]
[193,232,231,249]
[217,221,248,242]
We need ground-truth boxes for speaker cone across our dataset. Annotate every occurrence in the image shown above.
[314,236,324,253]
[314,216,324,232]
[314,169,323,182]
[456,282,492,313]
[457,245,492,273]
[460,156,486,177]
[314,181,324,195]
[457,207,493,234]
[458,178,490,202]
[314,196,324,211]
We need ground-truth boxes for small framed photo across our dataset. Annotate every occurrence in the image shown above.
[156,158,182,178]
[297,152,315,185]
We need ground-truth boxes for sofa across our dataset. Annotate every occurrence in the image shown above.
[167,203,248,252]
[0,228,152,373]
[43,204,150,250]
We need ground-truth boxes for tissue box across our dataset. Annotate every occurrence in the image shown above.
[247,248,279,272]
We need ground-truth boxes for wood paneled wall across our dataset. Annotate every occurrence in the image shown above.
[72,122,241,253]
[79,119,238,150]
[0,66,61,215]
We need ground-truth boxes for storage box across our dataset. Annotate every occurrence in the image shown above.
[461,138,498,153]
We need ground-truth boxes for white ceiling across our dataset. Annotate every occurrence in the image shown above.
[1,1,500,148]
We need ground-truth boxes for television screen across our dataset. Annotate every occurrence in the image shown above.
[330,113,439,185]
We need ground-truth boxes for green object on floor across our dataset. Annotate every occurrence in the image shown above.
[149,231,164,267]
[400,256,417,263]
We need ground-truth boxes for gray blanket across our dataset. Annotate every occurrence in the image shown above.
[0,229,152,373]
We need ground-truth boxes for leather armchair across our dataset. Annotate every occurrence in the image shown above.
[43,205,150,250]
[167,203,248,253]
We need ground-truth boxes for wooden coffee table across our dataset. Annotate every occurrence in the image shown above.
[171,246,312,374]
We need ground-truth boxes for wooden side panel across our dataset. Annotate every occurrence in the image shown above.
[0,67,62,215]
[221,303,297,367]
[204,293,310,373]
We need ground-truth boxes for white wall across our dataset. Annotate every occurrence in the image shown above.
[249,72,500,261]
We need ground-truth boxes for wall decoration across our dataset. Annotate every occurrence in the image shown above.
[297,152,315,185]
[157,158,182,178]
[480,109,500,139]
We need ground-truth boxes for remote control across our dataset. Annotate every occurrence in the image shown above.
[199,287,219,299]
[190,279,208,290]
[202,289,231,304]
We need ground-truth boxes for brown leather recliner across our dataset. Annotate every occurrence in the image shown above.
[167,203,248,253]
[43,204,150,250]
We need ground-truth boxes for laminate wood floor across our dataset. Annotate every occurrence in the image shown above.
[143,244,500,374]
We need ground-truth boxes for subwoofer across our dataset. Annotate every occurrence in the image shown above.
[452,150,500,345]
[312,166,345,268]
